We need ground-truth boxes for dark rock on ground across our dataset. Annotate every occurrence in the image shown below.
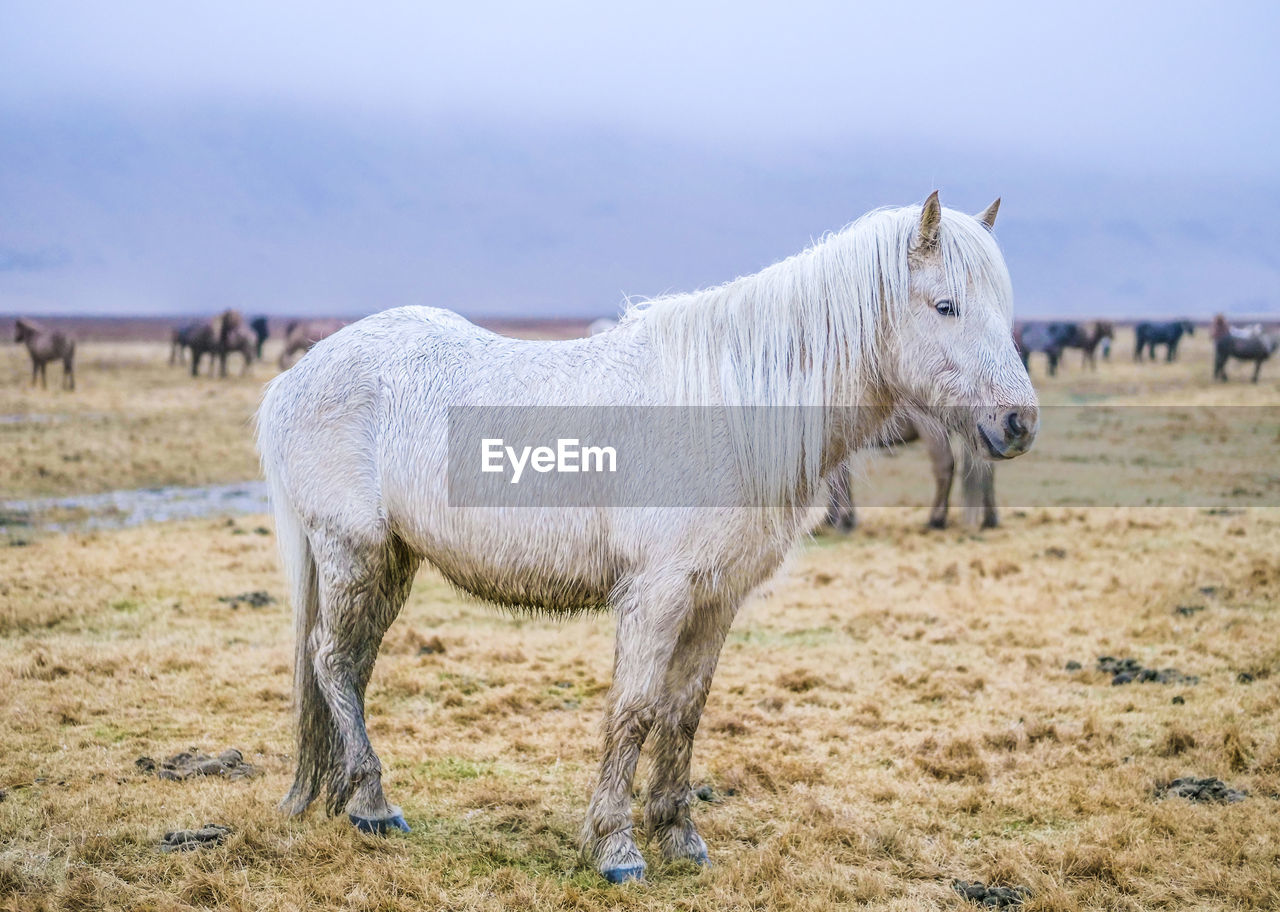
[952,880,1031,908]
[136,748,257,781]
[160,824,231,852]
[218,591,276,609]
[1172,695,1186,705]
[1159,776,1247,803]
[1175,604,1205,617]
[1065,660,1082,671]
[695,784,715,801]
[1097,656,1198,686]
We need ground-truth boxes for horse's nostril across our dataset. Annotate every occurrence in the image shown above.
[1005,411,1026,438]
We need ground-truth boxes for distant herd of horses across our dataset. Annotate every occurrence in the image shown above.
[1011,316,1278,381]
[10,312,347,388]
[15,314,1276,394]
[168,311,345,376]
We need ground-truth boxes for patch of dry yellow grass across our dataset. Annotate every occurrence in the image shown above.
[2,507,1279,910]
[1,342,271,498]
[2,325,1279,910]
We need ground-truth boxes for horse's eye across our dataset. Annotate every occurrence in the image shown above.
[935,300,958,317]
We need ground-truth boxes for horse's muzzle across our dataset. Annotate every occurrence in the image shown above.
[978,407,1037,459]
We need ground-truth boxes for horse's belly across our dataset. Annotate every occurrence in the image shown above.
[399,510,618,613]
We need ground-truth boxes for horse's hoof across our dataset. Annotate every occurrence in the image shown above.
[602,864,646,884]
[689,850,711,867]
[349,813,410,834]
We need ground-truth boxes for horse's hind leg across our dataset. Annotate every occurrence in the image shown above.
[310,530,420,832]
[583,572,696,882]
[644,598,736,867]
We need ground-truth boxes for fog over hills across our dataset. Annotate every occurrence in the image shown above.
[2,104,1277,320]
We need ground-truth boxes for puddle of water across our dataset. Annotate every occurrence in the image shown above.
[0,414,62,425]
[0,481,269,534]
[0,412,113,426]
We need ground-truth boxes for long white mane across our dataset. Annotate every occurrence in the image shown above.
[617,202,1014,508]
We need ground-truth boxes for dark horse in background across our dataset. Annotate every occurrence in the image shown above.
[1212,315,1278,383]
[1134,320,1195,362]
[250,316,270,360]
[825,417,998,532]
[170,321,203,365]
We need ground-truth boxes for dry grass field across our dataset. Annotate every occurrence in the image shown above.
[3,325,1280,911]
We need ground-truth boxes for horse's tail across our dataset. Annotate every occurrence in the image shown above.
[258,382,331,817]
[960,446,995,528]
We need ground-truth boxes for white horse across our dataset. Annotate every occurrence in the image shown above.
[256,192,1038,883]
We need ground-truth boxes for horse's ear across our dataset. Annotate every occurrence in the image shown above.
[916,190,942,249]
[975,197,1000,230]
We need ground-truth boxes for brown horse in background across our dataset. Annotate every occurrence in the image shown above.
[1069,321,1114,369]
[14,318,76,390]
[278,319,345,368]
[825,417,998,531]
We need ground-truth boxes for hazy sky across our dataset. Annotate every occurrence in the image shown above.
[2,2,1277,317]
[3,1,1277,178]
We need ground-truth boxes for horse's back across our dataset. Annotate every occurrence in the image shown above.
[258,306,637,528]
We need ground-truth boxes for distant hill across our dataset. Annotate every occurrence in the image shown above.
[1,104,1276,319]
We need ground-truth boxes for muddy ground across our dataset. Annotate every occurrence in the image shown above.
[1,328,1279,911]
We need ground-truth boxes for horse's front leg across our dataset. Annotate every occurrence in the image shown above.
[583,574,694,883]
[922,425,954,529]
[643,599,735,868]
[823,460,855,532]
